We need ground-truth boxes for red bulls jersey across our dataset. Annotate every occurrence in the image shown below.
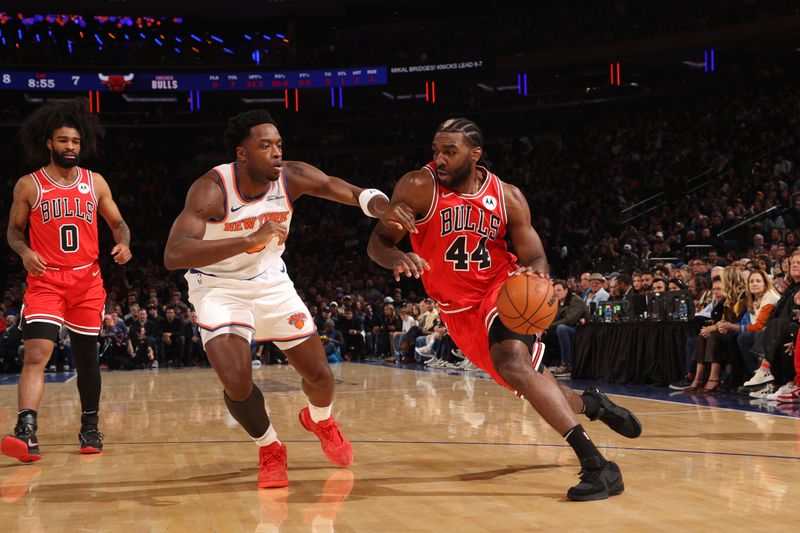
[28,167,99,268]
[409,162,517,312]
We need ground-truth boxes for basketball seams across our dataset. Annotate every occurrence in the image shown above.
[497,277,558,334]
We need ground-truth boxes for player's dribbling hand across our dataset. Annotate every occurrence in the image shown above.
[380,202,418,233]
[392,251,430,281]
[251,221,288,247]
[111,243,132,265]
[513,266,546,278]
[22,249,48,276]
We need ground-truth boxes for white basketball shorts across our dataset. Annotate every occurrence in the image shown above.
[186,260,316,350]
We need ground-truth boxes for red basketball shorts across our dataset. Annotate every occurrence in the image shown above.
[22,264,106,335]
[438,279,545,392]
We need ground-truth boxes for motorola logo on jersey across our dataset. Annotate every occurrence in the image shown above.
[482,195,497,210]
[78,183,90,195]
[40,197,95,224]
[439,204,501,239]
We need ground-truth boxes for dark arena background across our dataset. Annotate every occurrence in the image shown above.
[0,1,799,530]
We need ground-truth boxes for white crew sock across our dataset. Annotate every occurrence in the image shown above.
[308,402,332,423]
[253,424,279,447]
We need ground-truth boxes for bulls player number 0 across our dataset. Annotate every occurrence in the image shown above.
[59,224,79,253]
[444,236,491,271]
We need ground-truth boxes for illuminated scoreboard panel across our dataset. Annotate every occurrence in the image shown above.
[0,67,388,91]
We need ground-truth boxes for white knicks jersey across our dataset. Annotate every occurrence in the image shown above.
[196,162,293,280]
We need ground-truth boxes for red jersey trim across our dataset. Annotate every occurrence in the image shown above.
[29,173,43,211]
[495,174,509,225]
[207,167,229,224]
[416,164,439,226]
[40,167,82,190]
[87,169,99,206]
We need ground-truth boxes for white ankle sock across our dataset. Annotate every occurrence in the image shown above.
[253,424,279,447]
[308,402,332,423]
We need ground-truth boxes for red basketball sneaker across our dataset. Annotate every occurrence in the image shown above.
[298,408,353,467]
[2,416,42,463]
[258,442,288,489]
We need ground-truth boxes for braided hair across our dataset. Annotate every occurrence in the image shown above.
[19,98,104,167]
[435,117,492,169]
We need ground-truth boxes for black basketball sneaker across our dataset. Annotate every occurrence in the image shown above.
[567,458,624,501]
[78,414,104,454]
[1,412,42,463]
[583,388,643,438]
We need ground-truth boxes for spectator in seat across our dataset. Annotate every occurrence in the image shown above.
[744,251,800,393]
[584,273,609,305]
[548,280,588,377]
[0,316,23,373]
[159,306,186,367]
[717,270,779,377]
[339,308,366,361]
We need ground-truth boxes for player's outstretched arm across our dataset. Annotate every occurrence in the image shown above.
[94,173,132,265]
[7,175,47,275]
[367,170,431,281]
[283,161,416,232]
[163,174,286,270]
[504,183,549,277]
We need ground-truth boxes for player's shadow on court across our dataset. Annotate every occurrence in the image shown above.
[13,461,566,507]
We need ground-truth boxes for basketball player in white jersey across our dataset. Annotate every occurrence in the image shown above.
[164,110,412,488]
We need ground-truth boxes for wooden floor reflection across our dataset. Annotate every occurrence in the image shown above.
[1,364,798,532]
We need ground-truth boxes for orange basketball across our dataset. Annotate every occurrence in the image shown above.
[496,275,558,335]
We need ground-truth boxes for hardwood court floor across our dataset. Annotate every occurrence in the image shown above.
[0,363,798,532]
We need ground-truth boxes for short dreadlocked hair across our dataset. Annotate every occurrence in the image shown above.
[224,109,277,158]
[435,117,492,169]
[19,98,104,167]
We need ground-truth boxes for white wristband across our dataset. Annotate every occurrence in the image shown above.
[358,188,389,218]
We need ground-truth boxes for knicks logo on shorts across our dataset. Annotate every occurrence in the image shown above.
[287,312,308,329]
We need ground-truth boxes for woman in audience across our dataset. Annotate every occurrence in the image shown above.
[717,270,779,377]
[685,267,746,392]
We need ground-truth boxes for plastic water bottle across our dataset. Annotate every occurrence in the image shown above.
[678,298,688,321]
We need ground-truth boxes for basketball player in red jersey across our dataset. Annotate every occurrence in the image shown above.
[164,110,412,488]
[368,118,642,501]
[3,99,132,463]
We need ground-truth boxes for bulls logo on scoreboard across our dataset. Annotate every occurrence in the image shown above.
[98,73,134,92]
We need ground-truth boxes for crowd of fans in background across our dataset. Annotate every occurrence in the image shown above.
[0,56,799,405]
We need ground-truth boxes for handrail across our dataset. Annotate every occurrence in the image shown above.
[620,191,665,215]
[621,200,666,225]
[716,205,778,238]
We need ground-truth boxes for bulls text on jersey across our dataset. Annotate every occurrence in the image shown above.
[40,197,95,224]
[439,204,501,240]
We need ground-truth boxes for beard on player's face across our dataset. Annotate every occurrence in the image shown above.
[51,147,79,168]
[438,156,472,188]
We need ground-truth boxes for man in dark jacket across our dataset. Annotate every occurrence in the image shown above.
[544,280,588,377]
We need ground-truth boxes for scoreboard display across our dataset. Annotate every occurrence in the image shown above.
[0,67,388,92]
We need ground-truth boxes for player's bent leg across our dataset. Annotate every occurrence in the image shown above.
[580,388,642,439]
[491,339,623,501]
[206,333,287,488]
[283,335,353,467]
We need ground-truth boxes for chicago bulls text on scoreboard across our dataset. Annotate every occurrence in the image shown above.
[0,68,388,92]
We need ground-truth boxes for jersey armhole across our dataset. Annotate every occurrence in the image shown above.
[416,166,438,225]
[86,169,100,206]
[29,172,42,211]
[207,169,229,224]
[496,175,509,225]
